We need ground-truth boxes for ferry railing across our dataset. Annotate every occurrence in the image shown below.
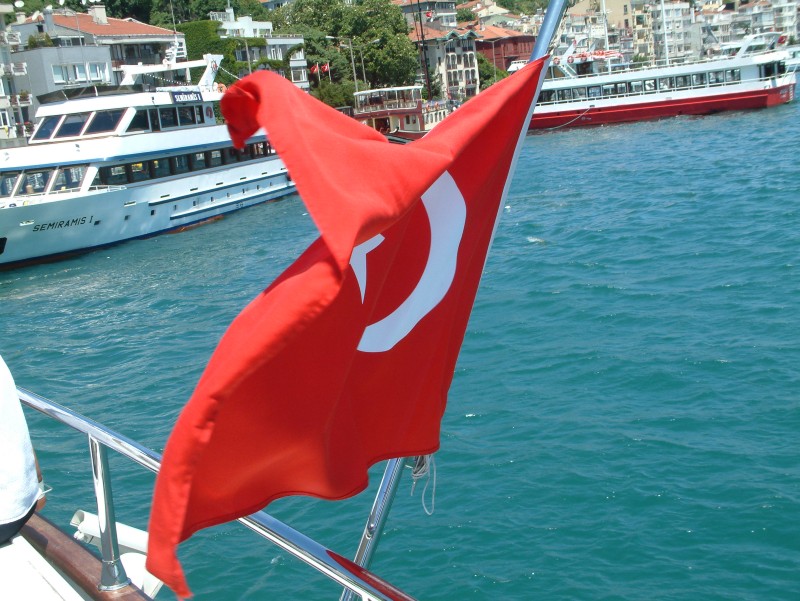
[18,387,417,601]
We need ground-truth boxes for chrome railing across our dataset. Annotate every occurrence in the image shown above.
[18,387,416,600]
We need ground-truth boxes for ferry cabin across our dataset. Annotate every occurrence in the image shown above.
[352,86,449,137]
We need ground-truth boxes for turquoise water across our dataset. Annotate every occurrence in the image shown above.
[2,102,799,600]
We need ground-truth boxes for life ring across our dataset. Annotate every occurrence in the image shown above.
[553,57,560,65]
[216,83,227,93]
[567,55,574,64]
[205,106,213,119]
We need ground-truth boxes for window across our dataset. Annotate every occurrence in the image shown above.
[51,165,87,191]
[208,149,224,167]
[556,88,573,101]
[151,159,171,178]
[51,64,69,84]
[0,172,20,197]
[177,106,196,126]
[87,109,125,134]
[54,113,90,138]
[159,107,178,128]
[691,73,706,86]
[73,64,87,82]
[675,75,689,88]
[644,79,656,92]
[19,169,54,195]
[88,63,105,81]
[128,162,149,182]
[31,116,61,141]
[99,165,128,186]
[171,155,191,175]
[588,85,602,98]
[189,152,206,170]
[726,69,740,82]
[126,110,149,132]
[572,87,587,99]
[709,71,725,85]
[602,84,616,96]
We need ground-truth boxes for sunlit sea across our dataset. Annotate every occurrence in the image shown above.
[2,101,799,600]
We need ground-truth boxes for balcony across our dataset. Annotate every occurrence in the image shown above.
[9,94,32,107]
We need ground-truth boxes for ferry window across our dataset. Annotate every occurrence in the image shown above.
[19,169,54,195]
[31,115,61,141]
[692,73,707,86]
[615,83,627,95]
[151,158,171,178]
[643,79,656,92]
[128,162,149,182]
[178,106,196,126]
[709,71,725,85]
[189,152,206,170]
[87,109,125,134]
[54,113,90,138]
[658,77,673,90]
[208,149,224,168]
[631,81,643,93]
[573,87,587,99]
[100,165,128,186]
[194,106,203,123]
[539,90,554,102]
[171,155,190,175]
[51,165,87,191]
[675,75,689,88]
[602,84,615,97]
[726,69,740,82]
[226,147,240,162]
[556,89,572,101]
[588,86,601,98]
[149,109,161,131]
[0,172,20,197]
[159,107,178,128]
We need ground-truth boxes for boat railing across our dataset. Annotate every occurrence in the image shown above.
[18,387,417,601]
[354,99,420,114]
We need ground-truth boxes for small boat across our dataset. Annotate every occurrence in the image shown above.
[0,54,296,270]
[352,85,453,142]
[530,32,796,130]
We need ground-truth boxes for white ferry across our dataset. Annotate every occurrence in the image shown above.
[352,85,453,141]
[0,54,296,269]
[531,33,795,130]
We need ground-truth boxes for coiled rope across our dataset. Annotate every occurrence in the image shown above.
[410,454,436,516]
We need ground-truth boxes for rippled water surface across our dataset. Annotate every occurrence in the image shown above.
[2,102,799,600]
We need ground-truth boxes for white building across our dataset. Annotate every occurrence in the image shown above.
[210,7,309,91]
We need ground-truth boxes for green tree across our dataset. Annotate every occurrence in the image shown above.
[477,51,507,89]
[456,8,475,22]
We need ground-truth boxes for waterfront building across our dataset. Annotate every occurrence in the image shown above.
[209,6,309,92]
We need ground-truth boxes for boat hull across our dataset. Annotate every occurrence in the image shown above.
[530,80,795,130]
[0,158,295,269]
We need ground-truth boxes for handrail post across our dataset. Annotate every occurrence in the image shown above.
[340,457,409,601]
[88,435,131,591]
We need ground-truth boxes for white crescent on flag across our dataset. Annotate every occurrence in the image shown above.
[354,171,467,353]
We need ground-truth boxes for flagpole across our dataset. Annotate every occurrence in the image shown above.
[530,0,569,61]
[340,457,409,601]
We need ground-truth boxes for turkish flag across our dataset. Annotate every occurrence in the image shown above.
[310,63,318,74]
[146,59,546,597]
[321,62,330,73]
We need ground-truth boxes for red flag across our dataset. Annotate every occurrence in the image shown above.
[147,59,546,597]
[321,62,330,73]
[310,63,318,74]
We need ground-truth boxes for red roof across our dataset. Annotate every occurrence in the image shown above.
[33,12,177,38]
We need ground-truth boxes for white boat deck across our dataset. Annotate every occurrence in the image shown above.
[0,534,89,600]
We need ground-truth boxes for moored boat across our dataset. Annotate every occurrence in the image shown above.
[531,32,795,130]
[352,85,452,141]
[0,54,296,270]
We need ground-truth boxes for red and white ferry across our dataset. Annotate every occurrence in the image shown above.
[530,32,795,130]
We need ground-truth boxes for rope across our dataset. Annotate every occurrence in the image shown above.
[546,105,592,130]
[410,454,436,515]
